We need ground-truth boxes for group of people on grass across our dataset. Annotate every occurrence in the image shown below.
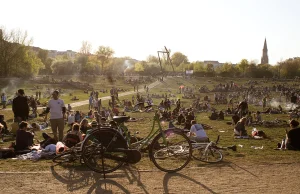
[1,80,300,160]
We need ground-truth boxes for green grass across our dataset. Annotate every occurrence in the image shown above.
[0,76,300,172]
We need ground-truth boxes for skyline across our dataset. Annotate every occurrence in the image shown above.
[1,0,300,64]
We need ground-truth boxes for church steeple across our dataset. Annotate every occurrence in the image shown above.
[261,38,269,64]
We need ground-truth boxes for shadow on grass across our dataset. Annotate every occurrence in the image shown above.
[163,172,217,194]
[50,164,149,193]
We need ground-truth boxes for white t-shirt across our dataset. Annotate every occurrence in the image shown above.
[47,99,65,119]
[190,124,208,139]
[68,114,75,124]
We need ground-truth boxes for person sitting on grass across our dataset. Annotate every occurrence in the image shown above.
[188,120,209,142]
[0,123,4,142]
[277,120,300,150]
[234,117,248,137]
[15,121,34,151]
[63,123,83,148]
[177,113,185,125]
[80,118,91,134]
[255,111,262,123]
[209,110,218,120]
[0,114,8,134]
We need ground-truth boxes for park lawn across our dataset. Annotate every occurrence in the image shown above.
[0,76,300,172]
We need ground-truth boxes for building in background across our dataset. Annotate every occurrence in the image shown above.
[261,38,269,64]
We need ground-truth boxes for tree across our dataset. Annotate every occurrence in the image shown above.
[37,49,52,74]
[146,55,159,64]
[279,58,300,78]
[134,62,145,72]
[237,59,249,77]
[96,46,114,72]
[0,27,37,77]
[79,41,92,55]
[171,52,188,67]
[192,61,205,72]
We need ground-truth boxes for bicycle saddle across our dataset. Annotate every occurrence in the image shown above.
[113,116,130,123]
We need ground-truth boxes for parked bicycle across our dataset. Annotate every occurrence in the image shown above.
[191,135,223,163]
[81,111,192,174]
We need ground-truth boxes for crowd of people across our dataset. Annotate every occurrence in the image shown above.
[0,77,299,162]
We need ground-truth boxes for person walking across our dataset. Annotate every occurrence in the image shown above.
[12,89,29,122]
[44,90,66,141]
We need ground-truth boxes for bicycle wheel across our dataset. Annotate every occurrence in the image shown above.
[149,130,192,173]
[53,150,76,164]
[82,128,128,174]
[192,147,223,163]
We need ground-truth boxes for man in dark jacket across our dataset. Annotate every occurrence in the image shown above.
[12,89,29,122]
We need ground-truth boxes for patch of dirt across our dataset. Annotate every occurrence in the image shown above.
[0,162,299,193]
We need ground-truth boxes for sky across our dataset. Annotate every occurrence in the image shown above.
[1,0,299,64]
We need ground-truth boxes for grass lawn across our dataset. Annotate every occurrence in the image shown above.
[0,76,300,172]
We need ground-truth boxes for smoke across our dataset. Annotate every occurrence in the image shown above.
[270,99,280,108]
[123,60,134,73]
[270,98,296,111]
[1,79,19,98]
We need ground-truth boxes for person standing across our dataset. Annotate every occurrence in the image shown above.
[44,90,66,141]
[12,89,29,122]
[1,93,7,109]
[88,96,93,110]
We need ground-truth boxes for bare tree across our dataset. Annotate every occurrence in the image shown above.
[79,41,92,55]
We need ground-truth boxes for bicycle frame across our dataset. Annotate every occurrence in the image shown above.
[117,112,168,150]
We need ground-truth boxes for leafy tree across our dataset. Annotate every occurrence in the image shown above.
[146,55,159,64]
[171,52,188,67]
[134,62,145,72]
[280,58,300,78]
[192,61,205,72]
[51,60,79,75]
[0,27,38,77]
[96,46,114,72]
[37,49,51,74]
[237,59,249,77]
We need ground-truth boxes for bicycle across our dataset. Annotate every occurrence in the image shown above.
[191,135,223,163]
[81,111,192,174]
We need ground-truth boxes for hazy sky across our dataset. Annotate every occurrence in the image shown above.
[1,0,299,64]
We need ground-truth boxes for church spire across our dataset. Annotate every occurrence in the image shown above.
[261,38,269,64]
[263,38,268,51]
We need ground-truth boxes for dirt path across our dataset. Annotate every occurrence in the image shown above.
[1,162,299,193]
[0,79,162,111]
[70,79,162,108]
